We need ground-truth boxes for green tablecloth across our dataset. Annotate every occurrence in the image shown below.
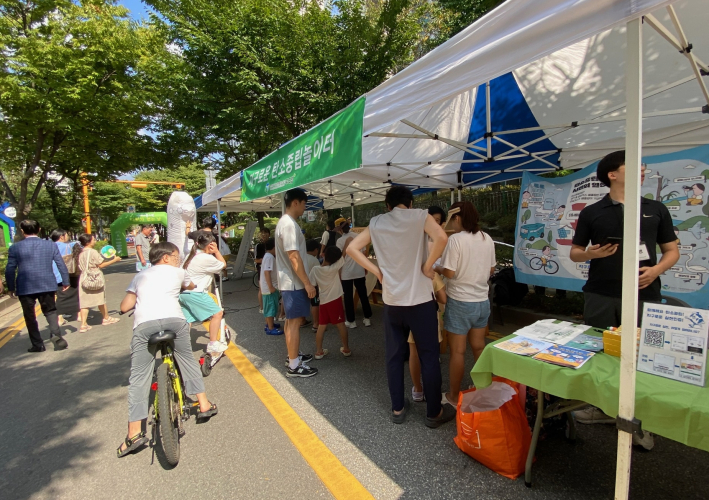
[471,335,709,452]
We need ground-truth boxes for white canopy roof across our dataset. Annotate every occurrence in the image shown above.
[198,0,708,212]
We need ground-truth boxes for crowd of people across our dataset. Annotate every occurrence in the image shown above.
[2,150,671,454]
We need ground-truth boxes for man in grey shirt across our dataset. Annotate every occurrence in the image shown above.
[134,225,153,271]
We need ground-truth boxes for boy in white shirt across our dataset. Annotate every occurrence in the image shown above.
[118,242,217,458]
[260,239,282,335]
[308,246,351,359]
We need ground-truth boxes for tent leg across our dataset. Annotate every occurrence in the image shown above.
[458,188,462,202]
[216,198,223,302]
[615,17,643,500]
[450,189,454,206]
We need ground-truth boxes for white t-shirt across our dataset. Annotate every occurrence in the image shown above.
[259,252,278,294]
[369,208,434,306]
[305,254,320,277]
[308,258,345,305]
[441,231,496,302]
[275,214,310,291]
[336,232,366,280]
[320,230,330,247]
[184,252,225,293]
[126,265,186,328]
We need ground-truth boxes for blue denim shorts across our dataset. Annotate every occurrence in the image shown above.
[281,289,310,320]
[444,298,490,334]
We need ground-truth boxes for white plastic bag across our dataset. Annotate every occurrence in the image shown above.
[461,381,517,413]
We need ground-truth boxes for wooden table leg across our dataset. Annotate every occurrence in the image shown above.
[525,390,544,487]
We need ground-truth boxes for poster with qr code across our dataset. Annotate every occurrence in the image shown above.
[638,303,708,386]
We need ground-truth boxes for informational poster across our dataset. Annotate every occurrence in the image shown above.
[638,303,708,387]
[513,144,709,309]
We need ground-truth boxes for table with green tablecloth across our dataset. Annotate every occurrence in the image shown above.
[470,333,709,485]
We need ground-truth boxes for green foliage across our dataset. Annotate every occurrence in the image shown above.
[497,214,517,233]
[437,0,504,36]
[145,0,454,178]
[0,247,7,290]
[0,0,179,223]
[547,230,552,243]
[521,209,531,224]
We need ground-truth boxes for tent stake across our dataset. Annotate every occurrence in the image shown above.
[615,16,643,500]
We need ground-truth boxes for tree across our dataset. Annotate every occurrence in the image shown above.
[0,0,177,227]
[521,209,531,224]
[146,0,452,180]
[437,0,504,36]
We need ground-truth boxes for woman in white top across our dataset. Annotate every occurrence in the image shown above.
[336,223,372,328]
[179,233,226,356]
[435,201,496,406]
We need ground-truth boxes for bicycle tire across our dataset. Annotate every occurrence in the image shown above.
[252,272,259,288]
[529,257,543,271]
[157,362,180,466]
[545,260,560,275]
[201,353,212,377]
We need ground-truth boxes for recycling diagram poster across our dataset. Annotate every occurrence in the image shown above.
[513,144,709,309]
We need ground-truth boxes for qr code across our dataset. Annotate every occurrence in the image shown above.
[645,329,665,348]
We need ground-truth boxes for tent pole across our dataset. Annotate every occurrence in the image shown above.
[614,16,643,500]
[216,198,223,302]
[350,194,355,226]
[486,81,492,159]
[450,189,454,206]
[458,188,462,202]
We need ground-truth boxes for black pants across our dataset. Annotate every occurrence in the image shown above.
[383,300,442,418]
[342,277,372,323]
[19,292,62,349]
[583,292,656,329]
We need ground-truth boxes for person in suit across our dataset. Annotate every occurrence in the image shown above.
[5,220,70,352]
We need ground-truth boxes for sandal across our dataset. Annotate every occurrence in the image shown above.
[117,431,149,458]
[79,325,92,333]
[197,402,218,419]
[102,317,120,325]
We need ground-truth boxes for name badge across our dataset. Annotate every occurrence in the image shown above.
[638,241,650,260]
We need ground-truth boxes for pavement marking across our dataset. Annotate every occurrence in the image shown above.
[224,342,376,500]
[0,305,40,350]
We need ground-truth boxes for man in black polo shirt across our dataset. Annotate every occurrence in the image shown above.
[570,151,679,447]
[571,150,679,329]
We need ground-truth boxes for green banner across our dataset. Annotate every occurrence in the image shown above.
[240,97,365,201]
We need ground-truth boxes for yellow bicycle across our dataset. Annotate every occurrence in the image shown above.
[148,330,190,466]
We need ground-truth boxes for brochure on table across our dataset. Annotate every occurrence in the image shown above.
[638,303,708,387]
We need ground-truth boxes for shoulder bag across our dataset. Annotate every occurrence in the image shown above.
[62,244,78,275]
[81,250,105,291]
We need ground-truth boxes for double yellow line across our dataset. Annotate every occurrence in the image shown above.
[0,305,40,350]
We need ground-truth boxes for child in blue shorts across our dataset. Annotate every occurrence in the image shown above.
[260,238,282,335]
[179,233,226,355]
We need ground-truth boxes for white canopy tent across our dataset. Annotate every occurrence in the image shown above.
[198,0,708,214]
[197,2,709,494]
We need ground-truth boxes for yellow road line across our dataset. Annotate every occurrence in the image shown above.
[224,343,375,500]
[0,305,40,350]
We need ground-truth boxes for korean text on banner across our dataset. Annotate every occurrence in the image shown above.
[240,97,365,202]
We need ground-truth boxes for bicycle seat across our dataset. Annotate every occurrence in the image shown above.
[148,330,177,345]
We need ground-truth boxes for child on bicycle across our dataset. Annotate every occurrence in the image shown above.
[261,238,282,335]
[118,241,217,458]
[308,246,351,359]
[179,233,227,356]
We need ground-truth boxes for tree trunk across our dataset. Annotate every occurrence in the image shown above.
[256,211,265,231]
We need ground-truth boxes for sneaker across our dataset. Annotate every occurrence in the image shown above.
[259,309,264,314]
[633,431,655,451]
[425,404,457,428]
[363,318,371,327]
[286,363,318,378]
[314,349,329,359]
[277,316,286,322]
[284,353,314,366]
[391,399,410,424]
[441,392,456,406]
[266,328,284,336]
[412,387,424,402]
[340,347,352,357]
[574,406,615,425]
[345,321,357,329]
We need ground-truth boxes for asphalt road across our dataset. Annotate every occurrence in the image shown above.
[0,262,707,499]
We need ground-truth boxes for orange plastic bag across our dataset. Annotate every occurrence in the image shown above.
[454,377,532,479]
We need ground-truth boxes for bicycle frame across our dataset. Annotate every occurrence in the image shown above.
[154,343,186,419]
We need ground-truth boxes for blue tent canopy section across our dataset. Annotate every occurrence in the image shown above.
[193,194,203,210]
[461,72,561,187]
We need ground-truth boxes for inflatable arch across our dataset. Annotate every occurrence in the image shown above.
[110,212,167,258]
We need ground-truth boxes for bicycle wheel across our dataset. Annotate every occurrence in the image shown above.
[253,272,259,288]
[201,353,212,377]
[545,260,560,274]
[529,257,543,270]
[157,362,180,466]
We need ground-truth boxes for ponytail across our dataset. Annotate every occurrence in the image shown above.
[183,232,216,270]
[449,201,481,235]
